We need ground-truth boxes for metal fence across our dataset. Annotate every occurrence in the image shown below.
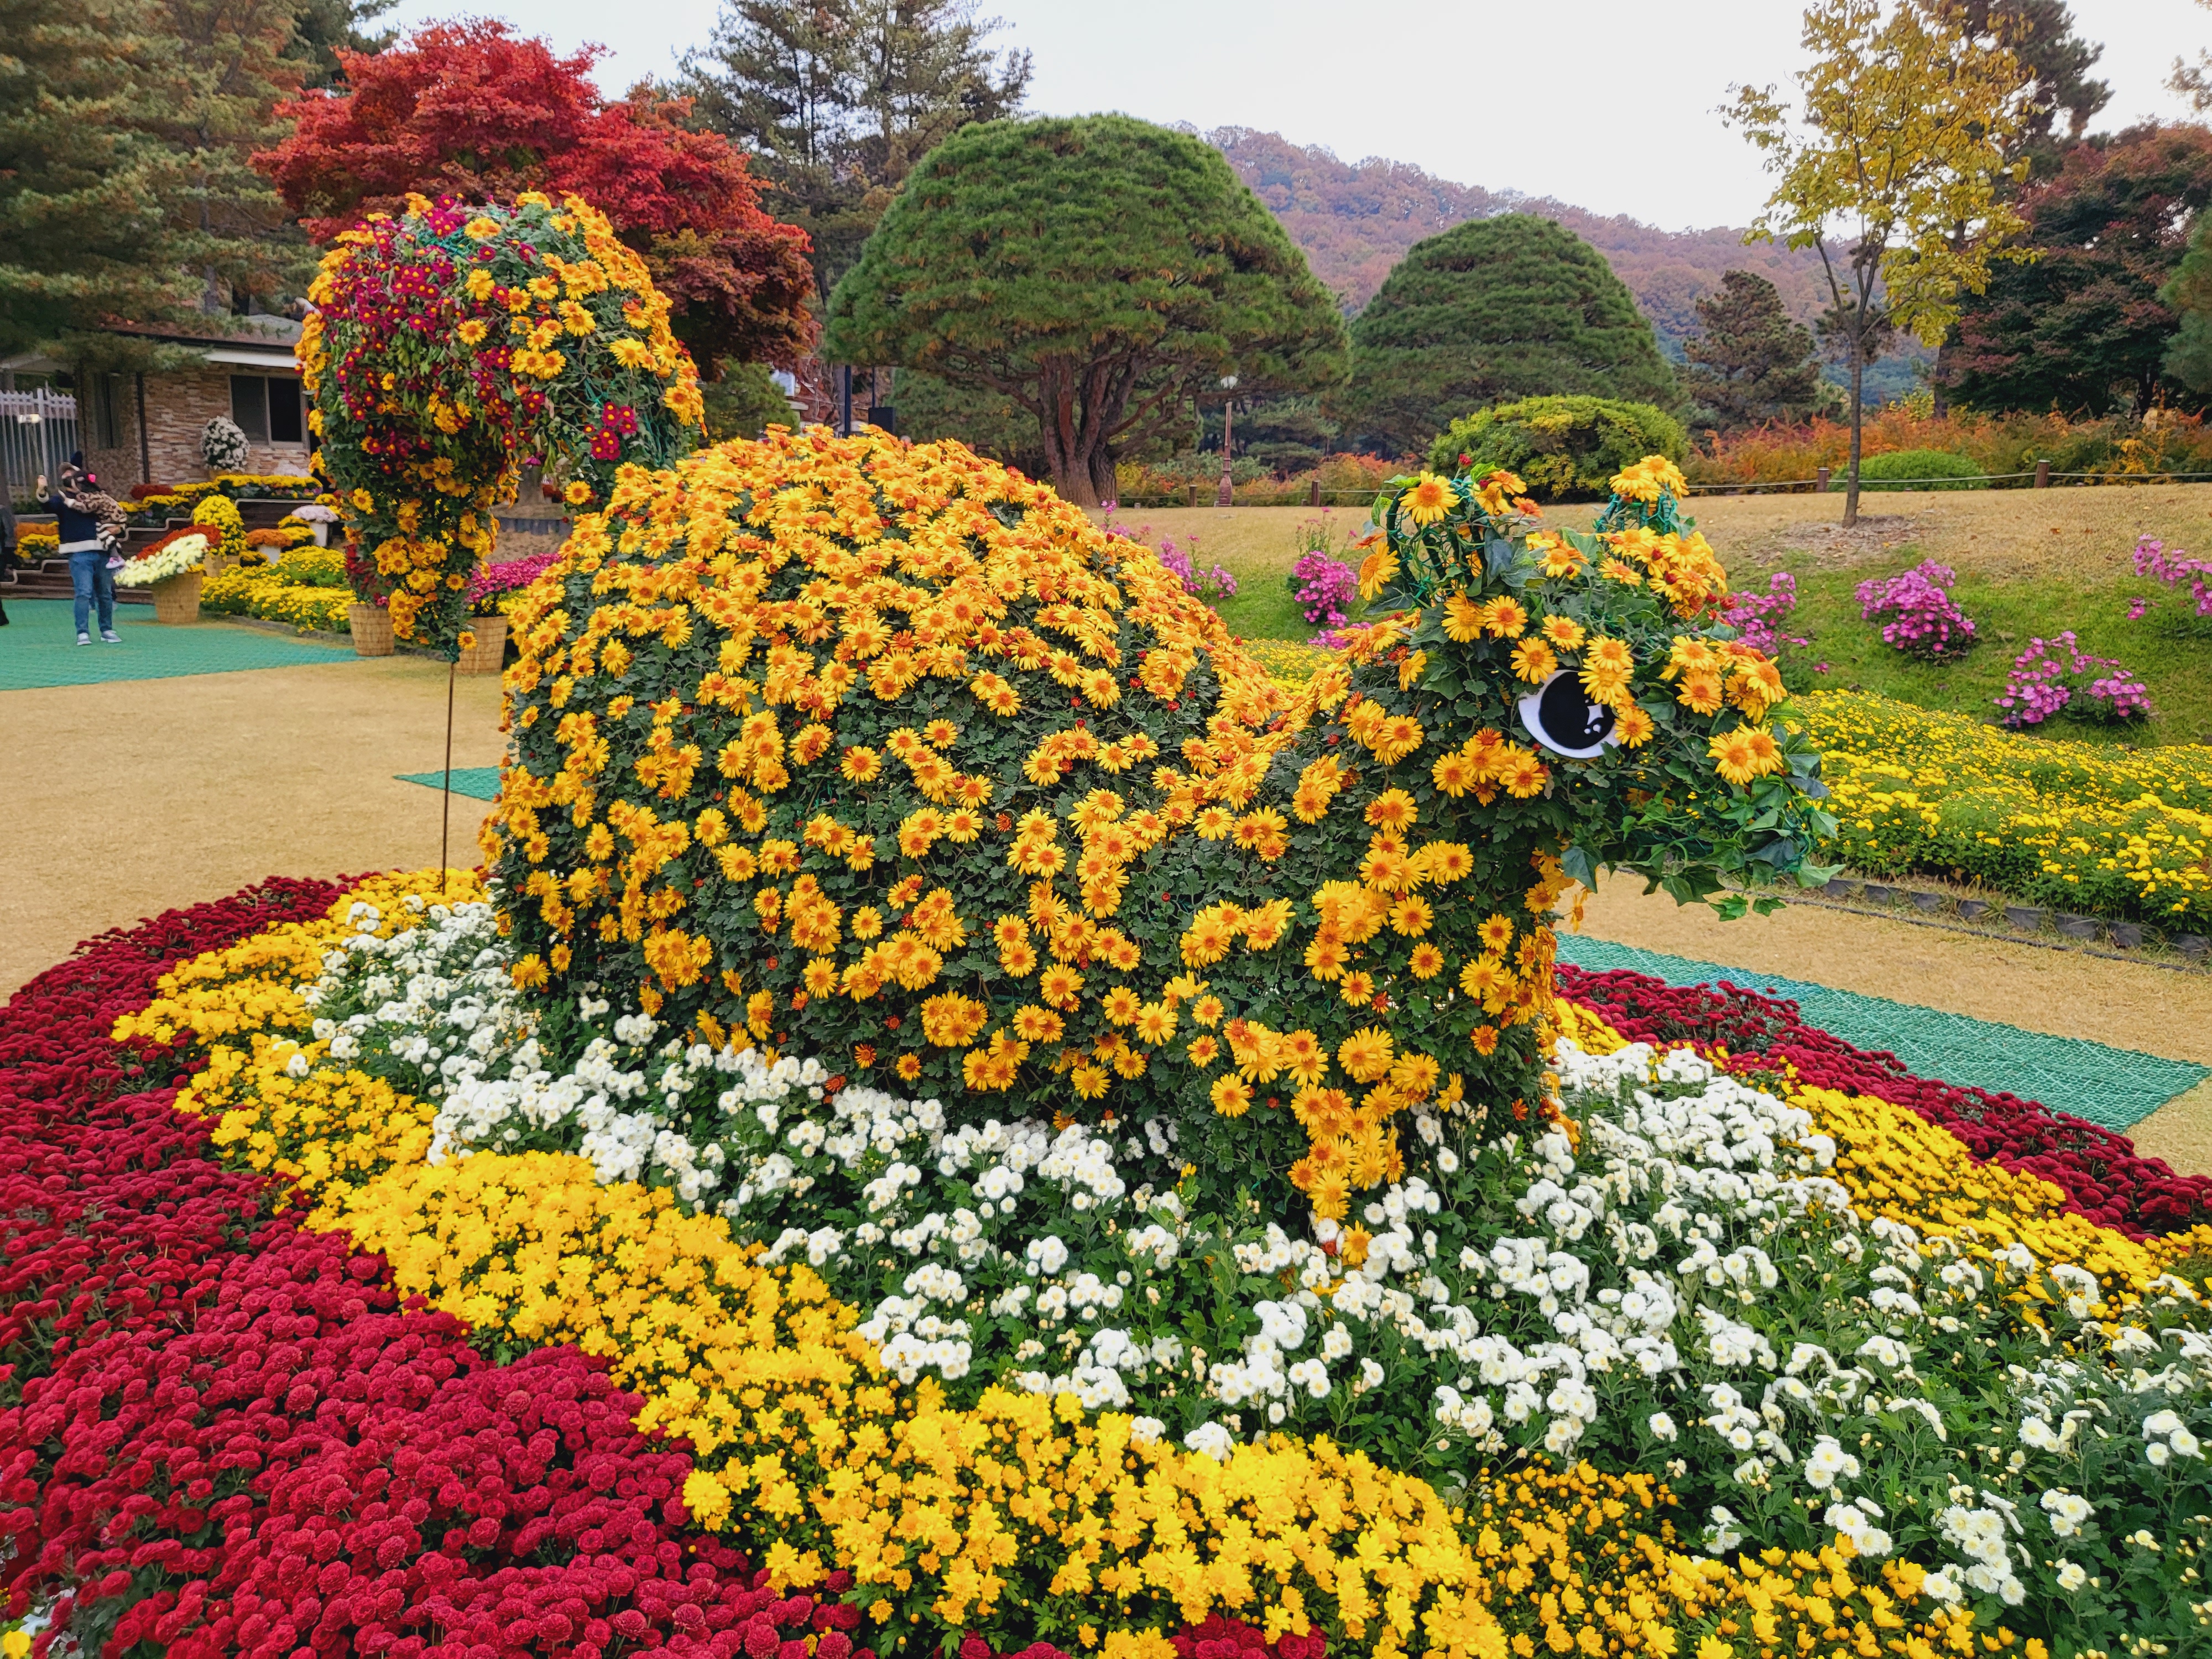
[1,389,80,507]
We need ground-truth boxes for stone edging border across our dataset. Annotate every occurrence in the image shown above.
[1775,874,2210,973]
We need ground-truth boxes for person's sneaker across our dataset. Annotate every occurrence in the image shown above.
[76,632,91,646]
[100,630,122,644]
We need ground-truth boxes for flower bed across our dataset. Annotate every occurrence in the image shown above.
[2,871,2205,1657]
[1556,966,2212,1238]
[200,545,354,633]
[119,474,323,524]
[1790,690,2212,928]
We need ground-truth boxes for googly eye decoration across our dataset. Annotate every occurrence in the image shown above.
[1518,669,1619,759]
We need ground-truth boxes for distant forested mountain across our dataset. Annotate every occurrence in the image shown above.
[1208,127,1832,354]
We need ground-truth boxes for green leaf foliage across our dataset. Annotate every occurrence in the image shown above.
[1823,447,1985,490]
[890,367,1050,479]
[1425,396,1688,504]
[0,0,194,352]
[823,114,1348,507]
[701,362,801,444]
[1682,269,1823,432]
[681,0,1032,309]
[1951,123,2212,418]
[1337,216,1680,458]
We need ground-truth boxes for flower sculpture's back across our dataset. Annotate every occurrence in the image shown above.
[314,194,1833,1215]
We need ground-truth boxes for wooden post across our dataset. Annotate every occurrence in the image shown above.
[2034,458,2051,488]
[1307,478,1320,507]
[1815,466,1830,493]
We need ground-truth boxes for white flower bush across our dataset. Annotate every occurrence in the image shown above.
[114,531,212,587]
[295,916,2212,1649]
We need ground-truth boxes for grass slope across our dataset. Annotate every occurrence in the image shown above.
[1105,487,2212,747]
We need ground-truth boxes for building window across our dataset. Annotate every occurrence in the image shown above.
[230,374,269,442]
[268,376,303,445]
[85,373,123,450]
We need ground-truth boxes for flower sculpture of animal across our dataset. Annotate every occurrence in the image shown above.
[474,456,1828,1228]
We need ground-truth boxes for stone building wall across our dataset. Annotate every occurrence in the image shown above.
[70,367,311,494]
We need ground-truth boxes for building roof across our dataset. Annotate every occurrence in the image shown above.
[104,316,306,348]
[2,316,305,378]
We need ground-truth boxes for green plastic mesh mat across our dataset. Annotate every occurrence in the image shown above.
[1555,934,2206,1130]
[395,766,502,801]
[0,598,352,689]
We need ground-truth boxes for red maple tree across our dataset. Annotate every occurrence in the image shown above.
[257,20,815,375]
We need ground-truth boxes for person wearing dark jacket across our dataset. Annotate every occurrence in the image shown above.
[39,452,118,644]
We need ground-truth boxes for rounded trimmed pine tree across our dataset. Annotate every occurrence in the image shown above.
[825,115,1348,507]
[1338,216,1680,457]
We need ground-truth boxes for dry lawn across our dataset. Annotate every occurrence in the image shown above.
[1101,483,2212,590]
[2,653,505,999]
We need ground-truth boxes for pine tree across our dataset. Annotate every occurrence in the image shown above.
[0,0,196,352]
[154,0,319,316]
[1335,216,1680,458]
[826,116,1346,505]
[1682,270,1822,432]
[287,0,397,90]
[682,0,1030,306]
[1947,0,2108,149]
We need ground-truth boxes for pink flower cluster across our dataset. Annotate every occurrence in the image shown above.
[1994,631,2153,728]
[466,549,560,612]
[1154,538,1237,602]
[1289,551,1358,633]
[1716,570,1806,657]
[2131,534,2212,622]
[1855,560,1976,661]
[1100,514,1235,602]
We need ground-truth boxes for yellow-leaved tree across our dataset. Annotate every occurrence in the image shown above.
[1725,0,2035,526]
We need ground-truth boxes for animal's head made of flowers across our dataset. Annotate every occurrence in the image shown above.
[301,192,704,655]
[488,430,1833,1222]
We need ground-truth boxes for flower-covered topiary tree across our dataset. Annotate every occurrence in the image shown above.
[301,192,705,657]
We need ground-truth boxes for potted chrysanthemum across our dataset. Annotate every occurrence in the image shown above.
[457,554,550,676]
[114,530,213,624]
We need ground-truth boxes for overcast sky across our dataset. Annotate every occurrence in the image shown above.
[382,0,2211,227]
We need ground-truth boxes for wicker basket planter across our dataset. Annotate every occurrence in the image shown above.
[458,613,508,676]
[149,570,203,625]
[348,602,394,657]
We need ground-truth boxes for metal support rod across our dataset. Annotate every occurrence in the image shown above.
[440,659,457,896]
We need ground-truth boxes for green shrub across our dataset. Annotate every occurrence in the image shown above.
[1426,395,1687,502]
[1339,216,1680,457]
[1828,448,1986,491]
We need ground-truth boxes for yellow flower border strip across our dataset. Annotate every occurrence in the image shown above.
[112,872,2018,1659]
